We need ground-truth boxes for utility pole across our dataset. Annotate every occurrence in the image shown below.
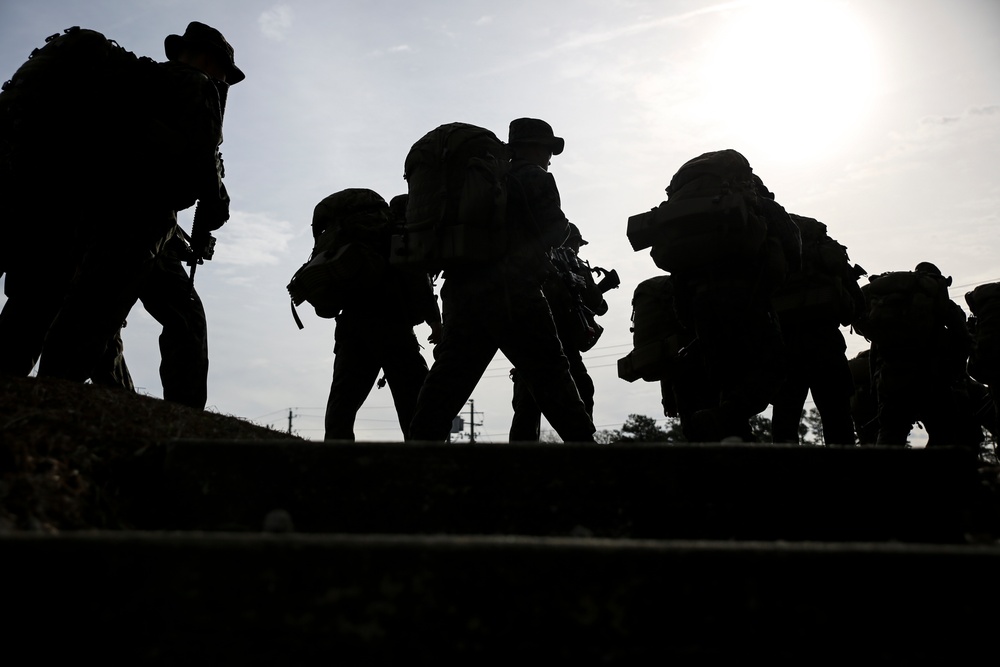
[287,408,293,435]
[467,399,483,444]
[469,399,476,444]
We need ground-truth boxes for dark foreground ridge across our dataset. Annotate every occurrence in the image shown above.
[2,375,999,662]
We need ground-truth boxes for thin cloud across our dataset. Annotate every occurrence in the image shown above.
[474,0,750,76]
[259,4,293,41]
[214,211,294,267]
[475,16,494,27]
[844,105,1000,183]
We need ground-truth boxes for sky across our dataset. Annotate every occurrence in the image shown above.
[1,0,998,442]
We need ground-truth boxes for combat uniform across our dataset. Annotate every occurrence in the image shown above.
[325,267,439,441]
[409,120,595,443]
[36,25,234,387]
[861,264,982,449]
[770,214,864,445]
[509,226,607,441]
[669,183,799,442]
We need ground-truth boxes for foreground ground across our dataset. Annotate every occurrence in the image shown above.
[0,375,296,531]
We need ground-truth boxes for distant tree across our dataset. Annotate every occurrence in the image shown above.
[594,429,619,444]
[600,414,686,443]
[801,407,825,445]
[749,413,772,442]
[620,414,669,442]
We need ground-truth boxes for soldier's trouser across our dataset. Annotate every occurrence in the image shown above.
[139,255,209,409]
[325,314,428,441]
[37,212,173,383]
[410,282,595,443]
[690,286,784,421]
[876,375,983,449]
[510,348,594,442]
[90,330,135,391]
[0,245,82,376]
[771,326,856,445]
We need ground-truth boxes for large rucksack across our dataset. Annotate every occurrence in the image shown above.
[0,26,209,215]
[287,189,390,327]
[771,214,862,325]
[1,27,157,189]
[966,282,1000,382]
[389,122,508,273]
[627,149,767,273]
[857,271,949,346]
[617,276,692,382]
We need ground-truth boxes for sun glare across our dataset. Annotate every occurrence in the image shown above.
[701,0,879,161]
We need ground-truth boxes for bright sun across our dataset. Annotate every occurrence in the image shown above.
[701,0,879,161]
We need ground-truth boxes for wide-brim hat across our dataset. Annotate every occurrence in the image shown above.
[165,21,245,84]
[566,222,588,246]
[508,118,564,156]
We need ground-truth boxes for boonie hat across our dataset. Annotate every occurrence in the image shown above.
[165,21,245,84]
[508,118,564,155]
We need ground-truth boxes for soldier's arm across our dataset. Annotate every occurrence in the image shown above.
[517,166,570,250]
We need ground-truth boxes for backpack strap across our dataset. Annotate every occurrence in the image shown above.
[290,299,304,330]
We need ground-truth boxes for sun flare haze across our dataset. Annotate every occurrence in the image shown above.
[702,0,880,160]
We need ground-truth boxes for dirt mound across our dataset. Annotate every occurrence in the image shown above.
[0,375,299,532]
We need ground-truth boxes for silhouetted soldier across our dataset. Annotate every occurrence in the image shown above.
[966,282,1000,430]
[857,262,982,449]
[34,22,239,387]
[847,349,879,445]
[96,225,212,408]
[509,222,609,441]
[770,214,864,445]
[322,190,441,441]
[655,156,799,441]
[409,118,596,443]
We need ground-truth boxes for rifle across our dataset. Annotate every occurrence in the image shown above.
[592,265,620,293]
[548,246,605,352]
[178,213,217,295]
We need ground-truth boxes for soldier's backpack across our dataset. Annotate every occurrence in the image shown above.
[857,270,949,346]
[389,122,508,273]
[771,214,862,325]
[966,282,1000,382]
[0,27,157,189]
[617,276,691,382]
[627,149,767,273]
[287,189,390,327]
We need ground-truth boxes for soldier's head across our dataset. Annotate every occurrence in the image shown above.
[508,118,564,171]
[388,194,408,225]
[915,261,942,276]
[915,261,953,286]
[566,222,588,252]
[165,22,245,84]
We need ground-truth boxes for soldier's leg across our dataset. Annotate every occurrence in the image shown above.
[567,348,595,418]
[36,246,147,383]
[811,352,858,445]
[139,255,209,409]
[772,369,809,444]
[90,327,135,392]
[325,318,382,441]
[0,248,82,376]
[409,304,498,442]
[379,325,429,440]
[498,292,594,443]
[875,394,915,446]
[509,368,542,442]
[922,384,985,450]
